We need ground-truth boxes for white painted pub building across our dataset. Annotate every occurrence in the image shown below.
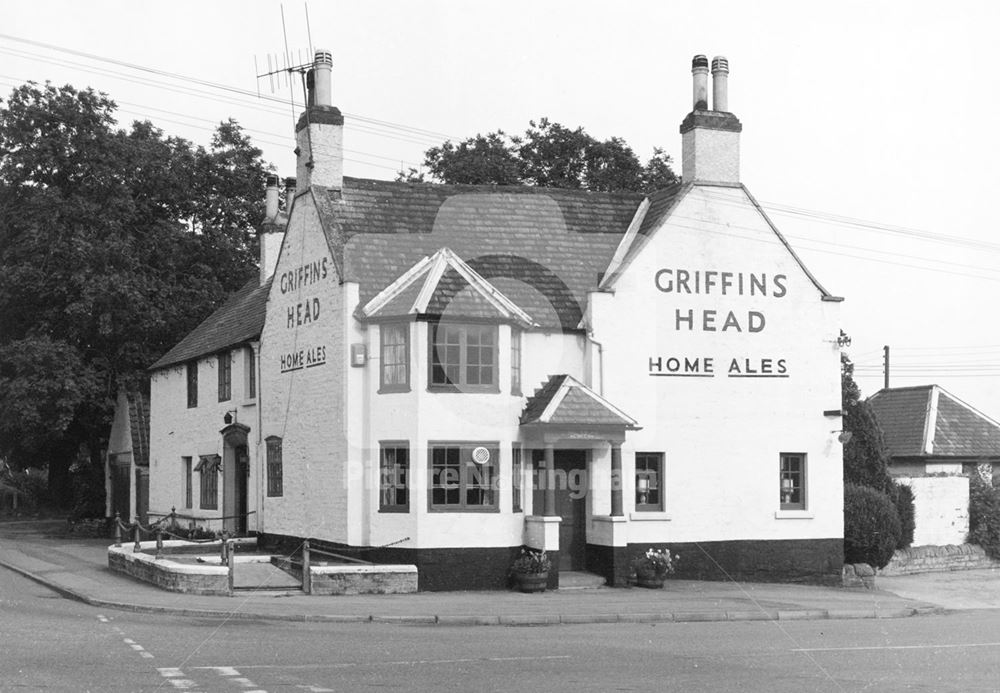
[148,53,846,589]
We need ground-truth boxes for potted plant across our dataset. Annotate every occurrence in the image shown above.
[631,548,678,588]
[510,548,551,593]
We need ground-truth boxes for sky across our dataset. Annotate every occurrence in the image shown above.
[5,0,1000,419]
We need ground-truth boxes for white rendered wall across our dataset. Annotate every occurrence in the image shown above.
[897,475,970,546]
[259,196,347,542]
[148,348,259,529]
[362,319,530,549]
[591,183,844,546]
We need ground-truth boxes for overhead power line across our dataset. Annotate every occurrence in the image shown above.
[0,33,460,142]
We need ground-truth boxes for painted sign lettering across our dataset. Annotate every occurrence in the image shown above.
[649,355,788,378]
[655,267,786,334]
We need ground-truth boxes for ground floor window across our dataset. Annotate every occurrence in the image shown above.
[266,437,283,497]
[195,455,220,510]
[429,443,499,511]
[635,452,663,511]
[380,442,410,512]
[780,453,806,510]
[183,456,192,509]
[512,445,523,512]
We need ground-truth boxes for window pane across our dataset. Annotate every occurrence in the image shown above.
[635,452,663,510]
[380,445,409,510]
[267,438,283,497]
[780,454,805,509]
[381,325,408,389]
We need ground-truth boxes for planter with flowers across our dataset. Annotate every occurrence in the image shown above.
[510,548,551,593]
[631,548,678,588]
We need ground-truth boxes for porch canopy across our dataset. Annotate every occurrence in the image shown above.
[520,374,639,517]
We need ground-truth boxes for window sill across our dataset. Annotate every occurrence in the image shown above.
[378,506,410,514]
[427,386,501,394]
[774,510,814,520]
[629,511,672,522]
[378,387,411,395]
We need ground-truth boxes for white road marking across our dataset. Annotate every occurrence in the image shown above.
[166,679,197,689]
[123,638,136,644]
[97,615,109,623]
[158,668,185,677]
[296,686,334,692]
[139,651,155,659]
[233,654,573,670]
[792,642,1000,653]
[196,666,240,676]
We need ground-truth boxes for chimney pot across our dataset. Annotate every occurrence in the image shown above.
[284,176,297,203]
[264,174,280,221]
[691,54,709,111]
[313,49,333,107]
[711,56,730,112]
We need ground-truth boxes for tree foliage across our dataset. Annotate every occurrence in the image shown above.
[969,473,1000,559]
[841,353,915,550]
[0,82,271,504]
[843,483,902,569]
[407,118,677,193]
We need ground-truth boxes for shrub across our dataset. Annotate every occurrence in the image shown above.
[510,548,551,574]
[632,548,679,577]
[1,468,49,510]
[844,483,901,569]
[968,474,1000,559]
[69,461,106,520]
[890,481,916,549]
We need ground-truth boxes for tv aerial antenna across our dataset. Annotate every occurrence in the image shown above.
[253,3,318,127]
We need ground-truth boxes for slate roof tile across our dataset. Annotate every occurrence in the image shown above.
[127,390,150,466]
[868,386,931,457]
[933,391,1000,457]
[150,278,270,371]
[329,178,646,331]
[868,385,1000,459]
[520,374,635,427]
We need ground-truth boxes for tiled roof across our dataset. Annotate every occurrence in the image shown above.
[520,374,638,428]
[126,390,150,466]
[867,386,931,457]
[932,390,1000,457]
[320,178,646,331]
[150,278,271,371]
[868,385,1000,458]
[360,247,535,326]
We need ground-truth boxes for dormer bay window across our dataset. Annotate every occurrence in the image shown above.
[429,323,498,392]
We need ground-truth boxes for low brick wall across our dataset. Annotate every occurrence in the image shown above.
[879,544,1000,576]
[310,565,418,595]
[108,541,230,595]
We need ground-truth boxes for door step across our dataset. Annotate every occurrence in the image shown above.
[558,571,607,590]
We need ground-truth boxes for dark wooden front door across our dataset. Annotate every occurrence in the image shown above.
[235,445,249,535]
[134,468,148,526]
[554,450,587,571]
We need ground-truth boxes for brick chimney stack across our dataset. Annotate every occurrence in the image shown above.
[680,54,742,184]
[295,49,344,191]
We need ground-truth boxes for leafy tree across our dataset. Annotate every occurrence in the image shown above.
[408,118,678,193]
[841,354,893,491]
[0,82,271,506]
[841,353,915,550]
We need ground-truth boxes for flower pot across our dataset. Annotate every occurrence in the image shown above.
[635,569,666,589]
[514,571,549,593]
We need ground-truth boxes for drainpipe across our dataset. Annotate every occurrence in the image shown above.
[587,334,605,396]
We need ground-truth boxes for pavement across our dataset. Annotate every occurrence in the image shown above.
[2,518,997,627]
